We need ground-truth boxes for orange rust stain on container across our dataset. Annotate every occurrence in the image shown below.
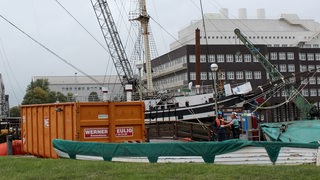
[21,102,145,158]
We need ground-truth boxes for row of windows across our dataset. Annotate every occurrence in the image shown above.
[274,89,320,97]
[190,52,320,63]
[301,76,320,85]
[267,52,320,60]
[269,52,295,60]
[153,73,188,87]
[190,71,262,81]
[153,56,187,73]
[200,35,296,40]
[189,54,259,63]
[299,53,320,61]
[300,65,320,72]
[303,44,320,48]
[62,86,102,91]
[155,70,320,84]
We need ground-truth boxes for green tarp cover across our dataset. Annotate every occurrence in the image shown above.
[52,139,319,163]
[260,120,320,143]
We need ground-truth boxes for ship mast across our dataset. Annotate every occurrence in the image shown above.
[135,0,154,95]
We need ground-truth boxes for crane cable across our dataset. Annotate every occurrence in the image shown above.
[55,0,119,93]
[0,14,103,86]
[251,70,318,112]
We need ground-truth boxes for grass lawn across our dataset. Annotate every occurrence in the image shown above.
[0,156,319,179]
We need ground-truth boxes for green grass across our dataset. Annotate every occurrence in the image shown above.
[0,156,319,180]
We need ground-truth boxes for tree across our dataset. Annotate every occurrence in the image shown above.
[10,106,20,117]
[48,91,68,103]
[22,79,68,105]
[88,91,100,102]
[66,92,76,102]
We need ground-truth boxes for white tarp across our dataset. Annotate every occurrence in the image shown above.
[224,84,233,96]
[232,82,252,95]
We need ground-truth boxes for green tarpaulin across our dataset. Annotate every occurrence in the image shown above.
[260,120,320,143]
[52,139,319,163]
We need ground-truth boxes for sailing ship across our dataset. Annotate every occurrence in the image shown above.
[91,0,320,124]
[90,0,259,124]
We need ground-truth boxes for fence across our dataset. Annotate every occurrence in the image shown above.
[146,121,212,141]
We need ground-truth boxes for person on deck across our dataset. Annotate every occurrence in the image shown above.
[225,112,240,139]
[214,111,227,141]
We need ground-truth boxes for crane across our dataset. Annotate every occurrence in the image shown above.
[90,0,136,96]
[90,0,156,100]
[234,28,319,119]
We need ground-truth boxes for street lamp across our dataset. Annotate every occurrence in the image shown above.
[210,63,218,117]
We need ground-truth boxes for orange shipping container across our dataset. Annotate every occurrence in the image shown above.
[21,101,145,158]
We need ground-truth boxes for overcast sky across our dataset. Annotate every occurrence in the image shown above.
[0,0,319,107]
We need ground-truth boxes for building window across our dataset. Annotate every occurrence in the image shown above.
[287,52,294,60]
[310,89,317,96]
[289,77,296,83]
[279,64,287,72]
[310,77,316,84]
[254,71,262,79]
[235,54,242,62]
[317,65,320,72]
[244,54,251,62]
[315,53,320,61]
[266,72,270,80]
[200,55,206,63]
[301,78,308,84]
[288,64,295,72]
[217,54,224,63]
[318,77,320,84]
[279,52,286,60]
[299,53,306,61]
[190,72,196,80]
[208,54,215,62]
[236,71,243,80]
[307,53,314,61]
[302,89,309,96]
[245,71,253,80]
[208,72,213,80]
[281,91,288,97]
[253,56,258,62]
[200,72,207,80]
[189,55,196,63]
[300,65,307,72]
[270,52,277,60]
[182,56,187,63]
[218,72,225,80]
[226,54,234,62]
[308,65,315,71]
[227,71,234,80]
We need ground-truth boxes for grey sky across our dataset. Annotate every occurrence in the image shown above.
[0,0,319,107]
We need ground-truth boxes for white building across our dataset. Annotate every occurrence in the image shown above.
[170,9,320,50]
[33,75,122,102]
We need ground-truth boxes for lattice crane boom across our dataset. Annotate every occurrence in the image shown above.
[90,0,135,87]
